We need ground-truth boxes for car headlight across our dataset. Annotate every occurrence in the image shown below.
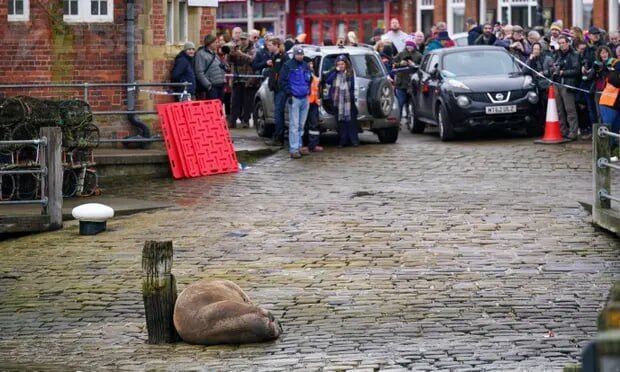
[446,79,470,90]
[456,95,471,108]
[527,91,539,104]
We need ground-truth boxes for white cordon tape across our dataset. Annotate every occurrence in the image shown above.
[512,56,591,94]
[139,88,188,96]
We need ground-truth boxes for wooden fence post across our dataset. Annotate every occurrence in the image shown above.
[39,127,63,230]
[142,240,179,344]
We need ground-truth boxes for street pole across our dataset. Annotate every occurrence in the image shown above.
[247,0,254,32]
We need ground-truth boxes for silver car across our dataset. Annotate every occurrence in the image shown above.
[253,45,400,144]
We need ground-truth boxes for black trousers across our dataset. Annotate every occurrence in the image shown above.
[243,86,258,124]
[337,119,359,146]
[304,103,320,149]
[230,82,246,125]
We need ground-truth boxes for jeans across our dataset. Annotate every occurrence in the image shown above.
[274,90,287,141]
[395,88,409,119]
[289,97,309,153]
[599,105,620,145]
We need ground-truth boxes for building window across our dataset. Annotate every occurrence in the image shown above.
[448,0,465,34]
[63,0,113,23]
[8,0,29,21]
[497,0,537,28]
[417,0,434,34]
[90,0,108,16]
[166,0,189,45]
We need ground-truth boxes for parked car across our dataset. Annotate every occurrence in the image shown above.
[451,32,469,47]
[407,46,541,141]
[253,45,400,144]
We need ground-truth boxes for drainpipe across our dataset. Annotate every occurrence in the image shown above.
[126,0,150,138]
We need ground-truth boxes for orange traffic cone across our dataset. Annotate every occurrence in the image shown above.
[535,85,569,144]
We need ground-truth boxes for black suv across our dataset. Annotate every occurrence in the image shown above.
[408,46,541,141]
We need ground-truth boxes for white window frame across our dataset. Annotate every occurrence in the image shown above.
[497,0,537,27]
[63,0,114,23]
[447,0,465,35]
[8,0,29,22]
[416,0,434,33]
[166,0,189,45]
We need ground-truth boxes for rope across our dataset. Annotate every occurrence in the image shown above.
[511,56,591,94]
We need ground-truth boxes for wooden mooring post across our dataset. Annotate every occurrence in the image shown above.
[142,240,179,344]
[39,127,63,231]
[592,123,620,235]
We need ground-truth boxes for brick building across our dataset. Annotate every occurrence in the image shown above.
[290,0,620,44]
[1,0,217,137]
[3,0,620,136]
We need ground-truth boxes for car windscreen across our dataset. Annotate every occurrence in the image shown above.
[441,50,520,77]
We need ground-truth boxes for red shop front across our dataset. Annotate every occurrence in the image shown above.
[288,0,388,45]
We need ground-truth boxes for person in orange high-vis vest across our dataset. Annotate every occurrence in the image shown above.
[599,57,620,146]
[303,59,324,152]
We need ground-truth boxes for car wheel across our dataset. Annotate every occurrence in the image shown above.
[254,100,274,138]
[367,78,395,119]
[377,127,399,144]
[407,102,426,134]
[437,104,455,141]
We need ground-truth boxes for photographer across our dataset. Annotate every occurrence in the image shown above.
[393,40,421,122]
[551,36,580,140]
[194,34,227,102]
[228,32,256,128]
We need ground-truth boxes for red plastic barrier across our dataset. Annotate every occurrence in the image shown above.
[157,100,238,179]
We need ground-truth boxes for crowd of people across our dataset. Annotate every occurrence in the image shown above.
[171,17,620,158]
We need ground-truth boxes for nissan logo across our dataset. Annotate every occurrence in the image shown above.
[495,93,504,100]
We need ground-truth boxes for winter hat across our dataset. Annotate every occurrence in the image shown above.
[293,47,304,55]
[550,23,562,32]
[239,32,249,39]
[437,31,451,41]
[203,34,217,46]
[373,28,384,37]
[589,26,601,35]
[183,41,196,51]
[336,54,347,62]
[405,39,417,49]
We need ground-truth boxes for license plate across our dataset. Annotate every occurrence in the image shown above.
[486,105,517,114]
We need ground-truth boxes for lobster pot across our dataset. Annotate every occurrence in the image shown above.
[58,100,93,128]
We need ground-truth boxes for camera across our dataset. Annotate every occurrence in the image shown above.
[220,42,238,54]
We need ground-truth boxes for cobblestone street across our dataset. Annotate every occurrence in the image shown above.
[1,130,619,371]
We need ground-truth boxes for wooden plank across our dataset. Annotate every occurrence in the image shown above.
[40,127,63,231]
[0,215,50,234]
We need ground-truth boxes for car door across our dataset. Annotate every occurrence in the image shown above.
[419,54,440,119]
[349,53,384,119]
[411,54,429,119]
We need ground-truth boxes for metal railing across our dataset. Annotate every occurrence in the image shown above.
[593,123,620,235]
[0,81,191,116]
[0,127,63,232]
[0,137,48,207]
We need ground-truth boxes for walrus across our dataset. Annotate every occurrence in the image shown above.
[173,279,282,345]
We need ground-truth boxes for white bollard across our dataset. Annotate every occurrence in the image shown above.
[72,203,114,235]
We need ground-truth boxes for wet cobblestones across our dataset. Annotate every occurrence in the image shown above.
[0,132,619,370]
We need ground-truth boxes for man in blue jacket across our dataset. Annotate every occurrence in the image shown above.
[279,47,312,159]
